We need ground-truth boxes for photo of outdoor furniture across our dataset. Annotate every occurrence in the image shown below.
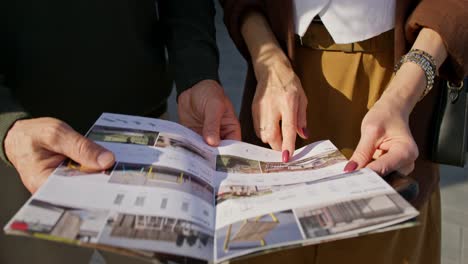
[223,213,279,252]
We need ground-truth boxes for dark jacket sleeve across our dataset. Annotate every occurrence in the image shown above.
[220,0,265,60]
[0,78,31,166]
[159,0,220,97]
[406,0,468,81]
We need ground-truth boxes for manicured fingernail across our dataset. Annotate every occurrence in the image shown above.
[302,127,310,139]
[344,161,358,173]
[98,151,114,168]
[11,221,28,231]
[282,150,290,163]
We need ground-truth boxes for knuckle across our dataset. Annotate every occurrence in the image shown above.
[262,132,277,144]
[203,128,218,137]
[398,163,415,176]
[302,96,308,107]
[410,143,419,160]
[380,166,390,176]
[212,97,225,108]
[41,121,67,145]
[252,100,268,113]
[206,100,224,115]
[285,92,299,104]
[370,162,388,176]
[258,102,273,112]
[361,124,384,138]
[403,141,419,162]
[260,135,269,144]
[398,149,411,163]
[262,133,274,143]
[352,151,368,164]
[255,130,262,140]
[293,75,303,86]
[402,154,412,164]
[74,137,94,157]
[282,128,296,139]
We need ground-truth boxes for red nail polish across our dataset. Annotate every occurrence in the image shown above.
[344,161,358,172]
[282,150,290,163]
[302,127,310,139]
[11,221,28,231]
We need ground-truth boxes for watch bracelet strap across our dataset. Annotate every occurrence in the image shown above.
[394,49,437,101]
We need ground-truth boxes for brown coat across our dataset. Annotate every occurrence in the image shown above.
[222,0,468,80]
[221,0,468,208]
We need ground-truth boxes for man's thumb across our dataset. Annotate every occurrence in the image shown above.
[52,127,115,170]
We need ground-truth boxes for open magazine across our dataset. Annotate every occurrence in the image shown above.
[4,113,419,263]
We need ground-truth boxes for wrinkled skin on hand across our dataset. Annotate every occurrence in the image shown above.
[5,117,115,193]
[178,79,241,146]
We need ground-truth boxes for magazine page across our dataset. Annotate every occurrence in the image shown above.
[213,141,419,263]
[4,113,218,262]
[90,113,218,169]
[4,113,420,263]
[213,140,348,188]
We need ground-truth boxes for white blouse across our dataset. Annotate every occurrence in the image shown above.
[294,0,396,44]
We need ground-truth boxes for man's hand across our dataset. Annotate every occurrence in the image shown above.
[178,80,241,146]
[4,118,115,193]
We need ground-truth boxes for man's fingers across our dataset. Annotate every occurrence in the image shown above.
[65,133,114,170]
[220,100,241,141]
[222,127,241,141]
[43,121,114,170]
[202,99,223,146]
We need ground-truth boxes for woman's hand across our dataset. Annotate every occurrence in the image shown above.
[346,28,448,176]
[345,87,419,176]
[241,11,308,162]
[253,52,309,162]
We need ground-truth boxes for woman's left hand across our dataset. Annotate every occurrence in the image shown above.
[345,66,422,176]
[345,28,448,176]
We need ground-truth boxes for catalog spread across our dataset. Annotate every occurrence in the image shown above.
[4,113,419,263]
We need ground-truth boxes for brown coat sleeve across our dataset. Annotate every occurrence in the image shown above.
[406,0,468,81]
[220,0,265,59]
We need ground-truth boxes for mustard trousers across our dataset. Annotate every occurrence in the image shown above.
[235,24,441,264]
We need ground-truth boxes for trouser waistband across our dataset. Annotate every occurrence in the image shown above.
[296,22,394,53]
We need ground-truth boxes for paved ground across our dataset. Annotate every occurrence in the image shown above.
[440,163,468,264]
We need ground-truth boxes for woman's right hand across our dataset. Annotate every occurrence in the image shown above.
[241,11,308,162]
[252,50,309,162]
